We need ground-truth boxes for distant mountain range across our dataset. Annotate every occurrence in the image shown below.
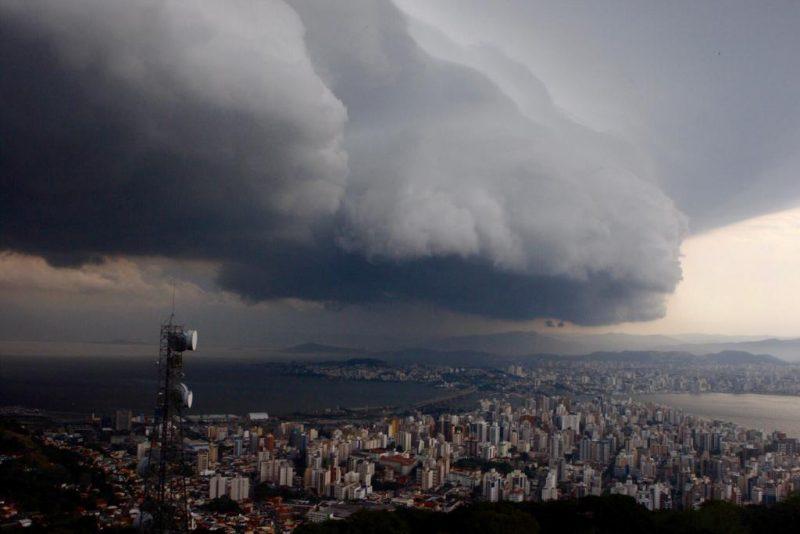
[702,350,785,365]
[424,331,686,356]
[563,350,784,366]
[662,338,800,362]
[377,348,499,367]
[283,330,800,363]
[420,331,800,362]
[282,342,785,367]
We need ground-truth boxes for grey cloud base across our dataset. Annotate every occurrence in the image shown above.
[0,0,686,325]
[217,248,669,325]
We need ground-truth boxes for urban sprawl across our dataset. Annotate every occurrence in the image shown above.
[3,357,800,531]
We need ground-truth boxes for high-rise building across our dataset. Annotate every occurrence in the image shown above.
[229,476,251,502]
[305,466,331,496]
[475,421,488,443]
[489,423,501,446]
[418,467,436,490]
[208,443,219,466]
[542,470,559,501]
[136,441,151,461]
[197,450,209,474]
[388,418,400,438]
[550,433,563,461]
[259,460,272,483]
[651,483,662,510]
[579,437,592,462]
[261,459,295,486]
[506,469,530,497]
[480,443,497,461]
[598,439,613,464]
[482,469,502,502]
[279,464,295,487]
[209,475,228,500]
[115,410,132,432]
[357,461,375,485]
[397,431,412,452]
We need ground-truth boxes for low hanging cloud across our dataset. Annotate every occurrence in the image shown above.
[0,0,348,264]
[1,0,687,325]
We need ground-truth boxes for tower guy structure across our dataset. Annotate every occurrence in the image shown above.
[142,318,197,532]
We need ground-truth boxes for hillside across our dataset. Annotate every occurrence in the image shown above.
[296,495,800,534]
[0,420,116,531]
[665,338,800,362]
[279,342,786,368]
[703,350,785,365]
[567,350,785,366]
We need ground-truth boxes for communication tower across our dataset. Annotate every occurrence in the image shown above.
[141,318,197,532]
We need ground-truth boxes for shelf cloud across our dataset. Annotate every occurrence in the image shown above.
[1,0,688,325]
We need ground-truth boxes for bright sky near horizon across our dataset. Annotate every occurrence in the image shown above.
[598,205,800,337]
[4,206,800,343]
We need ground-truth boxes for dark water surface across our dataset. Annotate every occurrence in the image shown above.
[639,392,800,438]
[0,355,442,416]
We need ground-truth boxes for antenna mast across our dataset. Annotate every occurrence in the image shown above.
[141,315,197,532]
[170,280,176,322]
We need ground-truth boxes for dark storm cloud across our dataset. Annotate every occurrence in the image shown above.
[1,0,687,325]
[216,247,669,325]
[398,0,800,232]
[0,0,348,265]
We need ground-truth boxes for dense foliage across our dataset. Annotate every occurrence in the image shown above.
[201,495,241,514]
[296,494,800,534]
[0,420,117,532]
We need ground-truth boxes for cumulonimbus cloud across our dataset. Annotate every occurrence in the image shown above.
[0,0,348,262]
[0,0,687,325]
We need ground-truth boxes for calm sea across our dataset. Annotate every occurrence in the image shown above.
[0,355,442,417]
[639,392,800,438]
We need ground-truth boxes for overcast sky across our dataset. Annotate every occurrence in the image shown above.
[2,0,799,348]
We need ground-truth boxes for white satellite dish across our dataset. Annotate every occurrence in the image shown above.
[169,330,197,352]
[178,382,193,409]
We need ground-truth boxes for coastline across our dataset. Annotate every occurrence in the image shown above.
[635,392,800,438]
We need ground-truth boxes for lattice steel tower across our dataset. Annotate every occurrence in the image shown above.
[141,318,197,532]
